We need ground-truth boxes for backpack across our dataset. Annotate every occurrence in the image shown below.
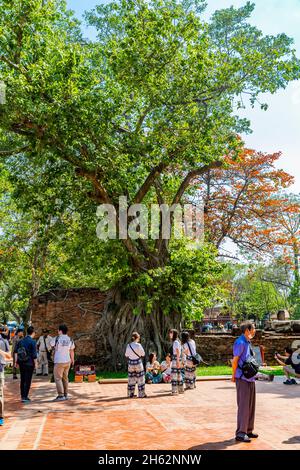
[17,342,29,363]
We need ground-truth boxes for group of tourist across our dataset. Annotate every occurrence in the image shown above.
[125,322,300,443]
[1,319,300,444]
[125,329,198,398]
[0,323,75,426]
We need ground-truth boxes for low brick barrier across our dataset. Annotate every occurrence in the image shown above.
[195,333,300,365]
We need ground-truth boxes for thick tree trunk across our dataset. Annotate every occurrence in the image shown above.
[94,286,182,370]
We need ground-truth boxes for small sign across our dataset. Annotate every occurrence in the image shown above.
[75,364,96,376]
[253,346,263,366]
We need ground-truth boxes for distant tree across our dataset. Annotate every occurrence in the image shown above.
[275,194,300,317]
[194,148,294,254]
[222,264,287,320]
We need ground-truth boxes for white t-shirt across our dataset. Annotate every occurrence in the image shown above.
[125,342,145,360]
[161,360,171,375]
[50,335,75,364]
[172,339,182,356]
[37,335,53,352]
[183,340,196,356]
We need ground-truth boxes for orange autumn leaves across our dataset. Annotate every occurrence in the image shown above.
[195,148,299,257]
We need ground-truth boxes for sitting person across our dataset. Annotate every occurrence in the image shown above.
[145,352,162,384]
[275,346,300,385]
[253,345,274,382]
[160,353,172,383]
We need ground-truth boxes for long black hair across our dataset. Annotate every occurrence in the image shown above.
[181,331,190,344]
[169,329,179,342]
[148,352,156,364]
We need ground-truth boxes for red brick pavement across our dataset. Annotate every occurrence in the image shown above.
[0,375,299,450]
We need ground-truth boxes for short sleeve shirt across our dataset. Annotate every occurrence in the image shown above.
[50,335,75,364]
[183,340,196,357]
[233,335,256,382]
[172,339,182,357]
[125,342,145,360]
[286,355,300,374]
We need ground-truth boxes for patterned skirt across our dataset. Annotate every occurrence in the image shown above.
[171,355,184,394]
[127,358,146,398]
[145,372,162,384]
[185,355,196,389]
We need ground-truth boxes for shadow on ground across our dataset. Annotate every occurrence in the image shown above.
[188,438,239,450]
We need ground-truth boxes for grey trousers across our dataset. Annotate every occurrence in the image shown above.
[236,378,256,436]
[0,370,4,419]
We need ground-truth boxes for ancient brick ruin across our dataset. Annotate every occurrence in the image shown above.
[30,288,300,366]
[30,288,107,363]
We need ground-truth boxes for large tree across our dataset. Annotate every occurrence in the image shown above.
[0,0,299,367]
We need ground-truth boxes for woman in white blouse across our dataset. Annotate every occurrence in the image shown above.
[181,331,196,390]
[125,332,147,398]
[169,329,184,395]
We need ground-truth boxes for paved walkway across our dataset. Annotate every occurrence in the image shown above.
[0,375,299,450]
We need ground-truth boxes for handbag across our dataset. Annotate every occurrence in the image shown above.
[187,341,202,366]
[239,344,259,379]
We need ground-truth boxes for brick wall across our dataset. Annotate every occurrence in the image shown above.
[195,333,300,365]
[30,288,300,366]
[30,288,107,362]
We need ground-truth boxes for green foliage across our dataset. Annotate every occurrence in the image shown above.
[0,161,132,320]
[0,1,299,324]
[223,263,287,320]
[126,239,223,319]
[289,280,300,319]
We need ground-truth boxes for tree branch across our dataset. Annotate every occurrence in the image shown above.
[0,145,30,157]
[0,55,30,78]
[135,105,152,133]
[133,162,167,204]
[172,160,223,205]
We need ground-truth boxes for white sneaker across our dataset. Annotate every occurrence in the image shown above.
[53,396,65,402]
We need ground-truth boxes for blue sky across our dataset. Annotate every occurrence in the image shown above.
[66,0,300,193]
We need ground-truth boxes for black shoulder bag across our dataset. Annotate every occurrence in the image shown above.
[239,344,259,379]
[187,341,202,366]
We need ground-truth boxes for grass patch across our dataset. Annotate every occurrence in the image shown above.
[197,365,232,376]
[68,369,127,382]
[97,371,128,380]
[196,365,284,377]
[69,365,284,381]
[5,365,284,380]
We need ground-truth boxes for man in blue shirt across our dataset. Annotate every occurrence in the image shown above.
[15,326,37,403]
[232,322,258,443]
[0,326,12,426]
